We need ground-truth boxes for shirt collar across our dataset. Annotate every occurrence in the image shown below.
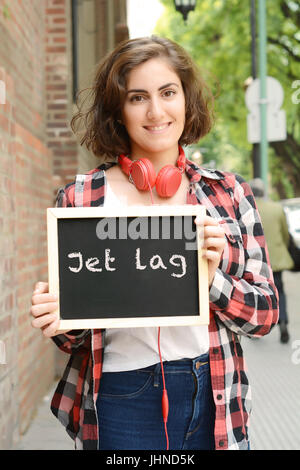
[96,158,224,183]
[185,159,224,183]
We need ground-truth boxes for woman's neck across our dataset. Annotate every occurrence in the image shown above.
[130,145,180,172]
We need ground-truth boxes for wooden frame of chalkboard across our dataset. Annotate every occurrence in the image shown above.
[47,205,209,331]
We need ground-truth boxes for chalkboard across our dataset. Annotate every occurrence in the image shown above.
[47,205,209,330]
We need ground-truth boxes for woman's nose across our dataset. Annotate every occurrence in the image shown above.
[146,98,164,121]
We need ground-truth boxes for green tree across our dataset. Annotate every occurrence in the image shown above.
[155,0,300,197]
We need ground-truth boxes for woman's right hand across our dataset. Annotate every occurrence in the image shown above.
[30,282,60,337]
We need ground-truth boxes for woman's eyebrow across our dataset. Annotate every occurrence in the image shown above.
[126,82,180,94]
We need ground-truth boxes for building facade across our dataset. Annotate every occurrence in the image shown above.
[0,0,128,449]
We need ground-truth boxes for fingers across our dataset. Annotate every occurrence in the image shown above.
[195,215,219,227]
[202,246,224,263]
[30,281,59,337]
[30,304,59,337]
[31,281,57,309]
[202,234,226,261]
[203,236,226,252]
[195,215,226,287]
[32,293,57,306]
[30,300,58,318]
[33,281,49,295]
[41,317,60,338]
[196,216,225,249]
[195,215,224,236]
[31,311,58,329]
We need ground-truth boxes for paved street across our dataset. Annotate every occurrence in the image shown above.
[13,271,300,451]
[242,270,300,450]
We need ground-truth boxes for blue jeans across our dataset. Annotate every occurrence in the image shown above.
[273,271,288,324]
[96,353,216,450]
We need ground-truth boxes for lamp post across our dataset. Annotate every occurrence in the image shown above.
[174,0,197,23]
[258,0,268,195]
[250,0,260,179]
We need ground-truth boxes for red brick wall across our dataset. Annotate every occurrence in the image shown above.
[0,0,128,449]
[46,0,78,191]
[0,67,19,449]
[14,123,54,435]
[0,1,56,449]
[45,0,77,379]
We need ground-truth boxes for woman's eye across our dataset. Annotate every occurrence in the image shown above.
[130,95,145,102]
[163,89,176,98]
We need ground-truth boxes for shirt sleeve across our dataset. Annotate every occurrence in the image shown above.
[52,182,91,351]
[209,174,279,337]
[55,183,76,208]
[52,329,91,355]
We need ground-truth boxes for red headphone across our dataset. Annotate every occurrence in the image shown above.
[118,146,186,198]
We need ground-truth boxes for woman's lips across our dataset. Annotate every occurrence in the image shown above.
[143,122,172,133]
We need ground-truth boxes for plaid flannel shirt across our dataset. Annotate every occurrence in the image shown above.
[51,159,278,450]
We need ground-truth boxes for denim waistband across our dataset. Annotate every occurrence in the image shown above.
[137,352,210,375]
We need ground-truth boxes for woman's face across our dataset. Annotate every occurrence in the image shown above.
[121,58,186,159]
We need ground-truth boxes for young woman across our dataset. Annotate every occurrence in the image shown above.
[30,36,278,451]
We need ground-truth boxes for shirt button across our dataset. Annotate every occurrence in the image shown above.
[213,348,219,354]
[217,394,222,400]
[219,440,225,447]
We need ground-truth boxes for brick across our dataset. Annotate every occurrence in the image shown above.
[52,17,66,24]
[46,27,66,34]
[0,316,12,336]
[46,9,65,15]
[46,46,66,53]
[53,36,66,43]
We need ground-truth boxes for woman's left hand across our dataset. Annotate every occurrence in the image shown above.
[195,215,226,287]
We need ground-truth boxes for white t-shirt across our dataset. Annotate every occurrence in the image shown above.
[102,181,209,372]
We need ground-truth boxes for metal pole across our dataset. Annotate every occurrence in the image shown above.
[250,0,257,78]
[250,0,260,178]
[258,0,268,194]
[71,0,78,103]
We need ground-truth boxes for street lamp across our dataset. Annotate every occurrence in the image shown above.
[174,0,197,23]
[250,0,260,178]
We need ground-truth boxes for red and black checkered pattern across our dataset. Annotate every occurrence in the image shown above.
[51,160,278,450]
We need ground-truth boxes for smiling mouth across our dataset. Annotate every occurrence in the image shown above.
[143,122,172,132]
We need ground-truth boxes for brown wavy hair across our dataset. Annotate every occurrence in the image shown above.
[71,36,215,159]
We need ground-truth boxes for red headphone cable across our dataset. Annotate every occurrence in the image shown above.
[147,180,155,204]
[158,327,169,450]
[148,175,170,450]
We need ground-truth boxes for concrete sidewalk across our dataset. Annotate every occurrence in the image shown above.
[12,271,300,451]
[242,270,300,450]
[13,381,74,450]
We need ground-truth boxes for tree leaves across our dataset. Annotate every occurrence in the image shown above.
[155,0,300,196]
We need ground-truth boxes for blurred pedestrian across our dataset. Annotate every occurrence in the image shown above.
[249,178,294,343]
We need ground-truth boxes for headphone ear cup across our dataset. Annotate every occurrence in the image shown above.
[130,158,157,191]
[156,166,182,198]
